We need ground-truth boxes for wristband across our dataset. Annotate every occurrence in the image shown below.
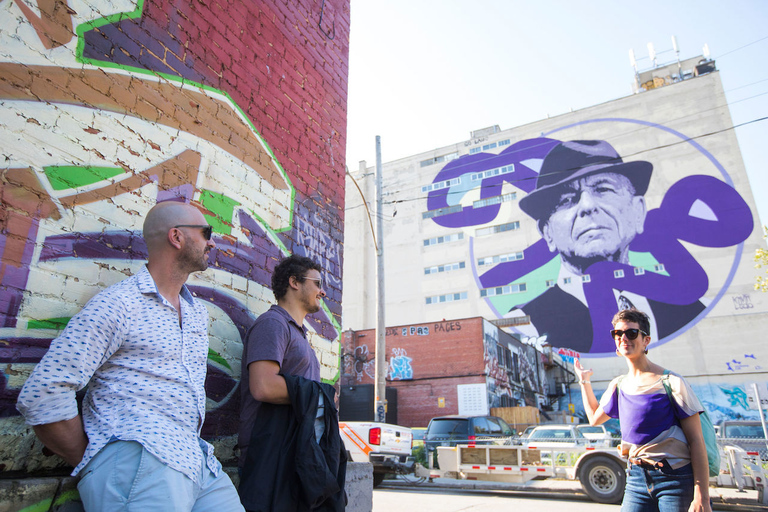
[579,380,591,384]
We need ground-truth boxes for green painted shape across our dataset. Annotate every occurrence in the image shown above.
[19,499,53,512]
[43,166,126,191]
[487,257,561,312]
[54,489,80,506]
[200,190,240,236]
[27,317,72,330]
[208,348,232,370]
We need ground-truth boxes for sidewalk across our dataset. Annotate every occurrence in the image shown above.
[382,476,766,511]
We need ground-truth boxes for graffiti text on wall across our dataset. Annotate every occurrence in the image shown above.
[389,348,413,380]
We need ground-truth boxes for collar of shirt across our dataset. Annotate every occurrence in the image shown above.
[269,304,309,339]
[137,265,196,306]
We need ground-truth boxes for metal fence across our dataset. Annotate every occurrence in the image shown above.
[718,437,768,461]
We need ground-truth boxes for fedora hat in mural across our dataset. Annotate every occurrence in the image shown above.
[519,140,653,221]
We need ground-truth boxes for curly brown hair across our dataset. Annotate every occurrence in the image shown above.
[271,255,322,301]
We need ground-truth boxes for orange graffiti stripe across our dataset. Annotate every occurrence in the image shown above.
[0,64,289,192]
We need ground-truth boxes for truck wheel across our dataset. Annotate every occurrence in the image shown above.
[373,472,385,488]
[579,456,625,504]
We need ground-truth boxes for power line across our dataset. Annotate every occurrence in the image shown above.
[715,35,768,59]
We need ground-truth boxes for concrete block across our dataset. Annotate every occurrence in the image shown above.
[345,462,373,512]
[0,477,59,512]
[50,478,84,512]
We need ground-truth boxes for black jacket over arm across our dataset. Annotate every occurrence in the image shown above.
[239,374,347,512]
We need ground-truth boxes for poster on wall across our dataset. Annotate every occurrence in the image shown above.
[457,383,489,416]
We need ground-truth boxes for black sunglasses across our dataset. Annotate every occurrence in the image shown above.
[174,224,213,240]
[610,328,647,340]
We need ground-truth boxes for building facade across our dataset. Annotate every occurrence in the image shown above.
[341,317,573,428]
[344,57,767,423]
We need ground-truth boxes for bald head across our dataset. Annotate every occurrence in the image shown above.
[143,201,206,253]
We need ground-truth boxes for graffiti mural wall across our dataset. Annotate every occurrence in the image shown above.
[1,0,349,472]
[482,319,542,408]
[428,130,754,355]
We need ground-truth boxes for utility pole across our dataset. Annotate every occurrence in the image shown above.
[374,135,387,422]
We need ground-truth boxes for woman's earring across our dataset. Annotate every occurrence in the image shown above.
[644,348,648,355]
[616,349,621,356]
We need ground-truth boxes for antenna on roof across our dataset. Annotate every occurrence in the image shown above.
[672,35,682,77]
[647,42,657,68]
[703,43,711,60]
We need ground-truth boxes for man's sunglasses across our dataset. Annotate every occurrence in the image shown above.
[610,328,647,340]
[174,224,213,240]
[302,276,323,289]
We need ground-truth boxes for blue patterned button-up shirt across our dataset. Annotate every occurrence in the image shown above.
[17,266,220,481]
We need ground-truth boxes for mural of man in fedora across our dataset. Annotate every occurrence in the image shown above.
[509,140,705,352]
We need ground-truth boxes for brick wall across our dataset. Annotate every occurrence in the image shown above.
[342,318,488,426]
[0,0,349,495]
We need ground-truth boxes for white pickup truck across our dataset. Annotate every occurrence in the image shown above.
[339,421,413,487]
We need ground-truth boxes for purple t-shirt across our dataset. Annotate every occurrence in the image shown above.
[238,305,321,465]
[600,372,703,468]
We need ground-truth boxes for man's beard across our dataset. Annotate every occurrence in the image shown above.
[302,294,321,315]
[180,246,209,273]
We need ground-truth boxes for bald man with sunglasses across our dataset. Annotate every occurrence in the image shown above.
[17,201,244,512]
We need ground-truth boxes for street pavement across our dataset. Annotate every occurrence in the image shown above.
[381,476,767,511]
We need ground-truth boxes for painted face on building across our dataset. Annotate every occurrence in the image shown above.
[540,172,647,273]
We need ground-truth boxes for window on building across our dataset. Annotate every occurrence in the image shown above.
[469,147,481,154]
[482,142,498,151]
[497,344,513,371]
[512,353,520,382]
[424,261,466,275]
[498,139,510,147]
[476,221,520,237]
[422,204,462,219]
[425,291,468,304]
[470,164,515,182]
[480,283,527,297]
[472,192,517,209]
[421,176,462,193]
[423,232,464,246]
[582,275,591,283]
[634,267,645,275]
[419,152,459,167]
[546,279,555,288]
[654,264,666,272]
[563,277,571,285]
[477,251,524,267]
[614,269,625,278]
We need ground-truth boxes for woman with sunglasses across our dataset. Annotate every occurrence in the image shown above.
[574,308,710,512]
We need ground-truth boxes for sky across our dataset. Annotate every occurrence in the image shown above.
[344,0,768,231]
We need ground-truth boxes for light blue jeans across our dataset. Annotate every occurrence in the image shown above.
[77,440,244,512]
[621,462,694,512]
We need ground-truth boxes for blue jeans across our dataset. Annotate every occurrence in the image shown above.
[77,440,244,512]
[622,462,694,512]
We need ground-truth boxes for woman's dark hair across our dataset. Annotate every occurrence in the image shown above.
[611,308,651,336]
[271,255,322,301]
